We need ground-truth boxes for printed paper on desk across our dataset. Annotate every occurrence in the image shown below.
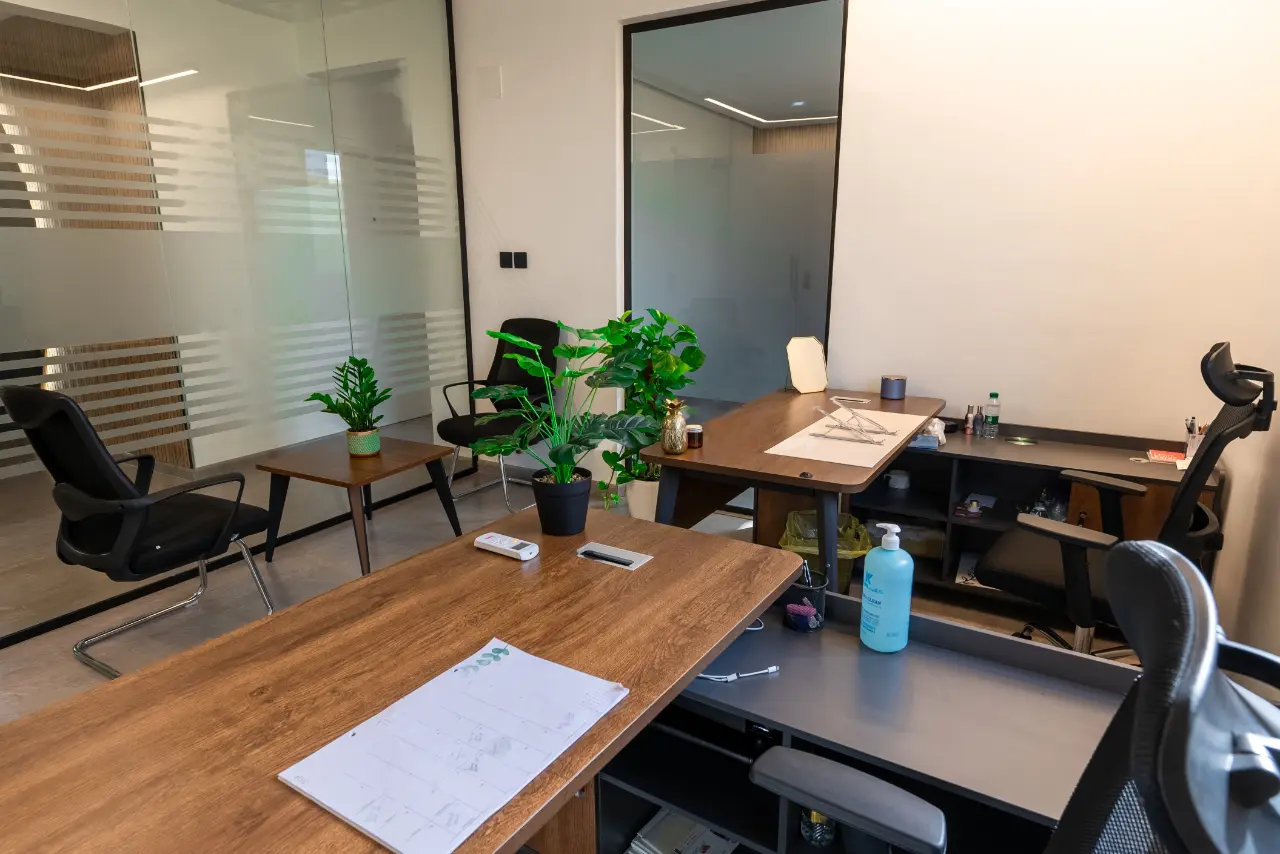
[279,638,628,854]
[765,409,931,469]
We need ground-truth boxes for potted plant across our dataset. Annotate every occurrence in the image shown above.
[593,310,704,520]
[306,356,393,457]
[470,325,657,536]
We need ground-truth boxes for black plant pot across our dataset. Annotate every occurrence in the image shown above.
[531,467,592,536]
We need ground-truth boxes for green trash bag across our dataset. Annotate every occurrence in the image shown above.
[777,510,873,595]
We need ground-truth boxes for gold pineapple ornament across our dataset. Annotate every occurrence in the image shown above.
[661,398,689,454]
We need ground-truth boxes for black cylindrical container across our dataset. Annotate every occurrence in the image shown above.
[530,467,592,535]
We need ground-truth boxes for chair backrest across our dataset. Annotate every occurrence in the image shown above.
[0,385,140,501]
[1045,541,1280,854]
[484,318,561,411]
[1159,343,1274,555]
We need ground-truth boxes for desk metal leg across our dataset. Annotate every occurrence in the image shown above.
[265,474,290,563]
[362,484,373,520]
[427,459,463,537]
[816,490,840,593]
[655,466,681,525]
[347,485,372,576]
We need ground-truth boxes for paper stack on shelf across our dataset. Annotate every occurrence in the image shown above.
[628,809,737,854]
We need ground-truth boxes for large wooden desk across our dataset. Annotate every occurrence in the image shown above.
[641,389,945,591]
[0,510,800,853]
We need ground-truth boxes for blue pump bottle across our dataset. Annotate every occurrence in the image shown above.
[860,523,915,652]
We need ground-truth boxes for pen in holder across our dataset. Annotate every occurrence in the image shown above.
[781,570,827,632]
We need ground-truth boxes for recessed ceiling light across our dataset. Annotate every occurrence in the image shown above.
[139,69,199,87]
[792,100,806,107]
[704,97,836,124]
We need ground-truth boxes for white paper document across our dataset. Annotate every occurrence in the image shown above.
[279,639,629,854]
[765,408,931,469]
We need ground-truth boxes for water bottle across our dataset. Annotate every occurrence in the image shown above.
[983,392,1001,438]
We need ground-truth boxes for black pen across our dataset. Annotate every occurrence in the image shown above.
[581,549,633,567]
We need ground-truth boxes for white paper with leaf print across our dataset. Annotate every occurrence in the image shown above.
[279,638,628,854]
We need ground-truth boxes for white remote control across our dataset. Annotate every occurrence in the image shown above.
[474,532,540,561]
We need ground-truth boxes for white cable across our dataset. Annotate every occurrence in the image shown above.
[745,617,764,632]
[696,665,779,683]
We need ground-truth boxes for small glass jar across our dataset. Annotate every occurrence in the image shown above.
[686,424,703,449]
[800,810,836,847]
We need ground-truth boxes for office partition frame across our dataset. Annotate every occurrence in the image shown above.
[621,0,850,349]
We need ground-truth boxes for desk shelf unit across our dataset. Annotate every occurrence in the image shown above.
[599,696,1056,854]
[759,423,1223,612]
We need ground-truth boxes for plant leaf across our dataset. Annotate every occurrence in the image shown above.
[471,383,529,401]
[503,353,553,379]
[681,346,706,371]
[473,410,524,425]
[487,329,542,351]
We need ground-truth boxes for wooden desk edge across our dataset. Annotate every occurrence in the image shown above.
[491,552,802,854]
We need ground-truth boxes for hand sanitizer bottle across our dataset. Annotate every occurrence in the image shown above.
[860,523,915,653]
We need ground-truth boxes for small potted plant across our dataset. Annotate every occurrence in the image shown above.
[470,325,657,536]
[593,310,704,520]
[306,356,393,456]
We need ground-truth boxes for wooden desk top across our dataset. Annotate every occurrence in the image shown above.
[640,389,946,493]
[256,433,453,487]
[0,510,800,853]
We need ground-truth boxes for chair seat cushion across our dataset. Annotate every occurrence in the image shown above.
[436,413,520,448]
[975,528,1116,625]
[61,494,270,580]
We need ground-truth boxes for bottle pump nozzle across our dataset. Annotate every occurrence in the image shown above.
[876,522,901,551]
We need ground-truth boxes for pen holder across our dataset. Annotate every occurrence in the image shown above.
[780,572,827,632]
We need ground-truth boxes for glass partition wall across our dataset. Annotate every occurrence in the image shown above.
[627,0,843,411]
[0,0,468,641]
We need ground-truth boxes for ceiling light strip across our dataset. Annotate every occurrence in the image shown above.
[631,111,685,131]
[139,69,199,87]
[249,115,315,128]
[0,69,197,92]
[704,97,836,124]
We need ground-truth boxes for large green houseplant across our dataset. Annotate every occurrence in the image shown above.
[306,356,393,456]
[470,325,658,535]
[593,310,704,519]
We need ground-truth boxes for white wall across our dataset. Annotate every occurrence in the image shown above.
[825,0,1280,645]
[451,0,1280,651]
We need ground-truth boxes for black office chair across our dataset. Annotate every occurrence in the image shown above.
[751,541,1280,854]
[0,385,275,679]
[976,342,1275,654]
[437,317,560,513]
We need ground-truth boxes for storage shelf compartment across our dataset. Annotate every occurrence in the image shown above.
[849,482,950,523]
[601,724,780,854]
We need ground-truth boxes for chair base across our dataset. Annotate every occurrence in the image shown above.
[72,537,275,680]
[446,447,533,514]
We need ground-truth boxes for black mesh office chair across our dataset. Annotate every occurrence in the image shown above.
[750,541,1280,854]
[436,317,560,512]
[976,342,1275,653]
[0,385,275,679]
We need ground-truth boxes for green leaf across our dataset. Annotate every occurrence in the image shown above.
[472,435,521,457]
[473,410,524,425]
[681,346,706,371]
[645,308,672,328]
[471,383,529,401]
[673,325,697,345]
[504,353,553,379]
[600,449,621,467]
[487,329,542,351]
[553,343,604,360]
[556,320,604,340]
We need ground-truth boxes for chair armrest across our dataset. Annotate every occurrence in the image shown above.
[1017,514,1118,549]
[750,748,945,854]
[1060,469,1147,497]
[441,380,485,419]
[113,452,156,494]
[53,473,247,571]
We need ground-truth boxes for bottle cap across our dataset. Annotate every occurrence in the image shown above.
[876,522,901,550]
[989,392,999,398]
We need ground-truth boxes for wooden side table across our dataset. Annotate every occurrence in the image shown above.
[256,434,462,576]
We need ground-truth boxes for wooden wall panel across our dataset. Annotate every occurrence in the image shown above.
[753,123,837,155]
